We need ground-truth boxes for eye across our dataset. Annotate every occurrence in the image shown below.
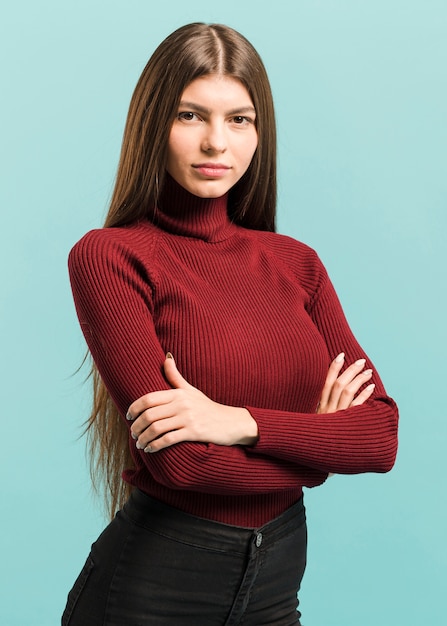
[231,115,254,126]
[177,111,200,122]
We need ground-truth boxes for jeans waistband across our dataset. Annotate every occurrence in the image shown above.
[122,489,306,556]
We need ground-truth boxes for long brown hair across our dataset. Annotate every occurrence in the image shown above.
[85,23,278,518]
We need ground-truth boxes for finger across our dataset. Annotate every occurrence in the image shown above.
[319,353,345,409]
[335,369,373,410]
[143,427,189,453]
[326,358,368,409]
[350,383,375,407]
[126,389,176,421]
[135,416,181,450]
[130,401,177,438]
[164,353,193,390]
[333,358,367,387]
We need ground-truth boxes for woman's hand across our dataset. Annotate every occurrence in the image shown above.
[126,354,258,453]
[319,353,375,477]
[317,352,375,414]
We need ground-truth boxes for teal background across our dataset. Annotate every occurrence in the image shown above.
[1,1,445,624]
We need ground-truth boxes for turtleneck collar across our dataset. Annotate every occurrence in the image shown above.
[152,174,236,242]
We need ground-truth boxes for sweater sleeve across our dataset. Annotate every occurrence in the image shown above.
[247,254,399,475]
[68,230,327,495]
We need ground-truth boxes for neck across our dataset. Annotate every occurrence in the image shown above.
[153,175,234,242]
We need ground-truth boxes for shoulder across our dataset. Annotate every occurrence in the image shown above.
[255,230,318,259]
[68,222,163,296]
[248,229,328,292]
[69,221,158,267]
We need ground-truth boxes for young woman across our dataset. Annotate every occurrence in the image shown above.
[62,22,398,626]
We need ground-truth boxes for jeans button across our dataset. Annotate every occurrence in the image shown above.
[255,532,263,548]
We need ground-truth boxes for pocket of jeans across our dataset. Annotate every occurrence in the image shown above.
[61,554,94,626]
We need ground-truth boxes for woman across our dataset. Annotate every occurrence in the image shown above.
[62,22,398,625]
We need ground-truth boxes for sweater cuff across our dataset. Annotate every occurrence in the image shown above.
[246,405,299,456]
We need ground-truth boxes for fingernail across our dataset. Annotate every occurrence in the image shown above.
[126,411,133,421]
[131,432,137,440]
[335,352,345,363]
[363,369,373,376]
[365,383,375,391]
[166,352,174,360]
[144,445,153,453]
[136,441,144,449]
[355,358,366,366]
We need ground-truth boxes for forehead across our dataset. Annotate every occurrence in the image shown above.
[180,75,254,109]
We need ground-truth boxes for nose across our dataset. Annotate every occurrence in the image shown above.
[201,122,227,154]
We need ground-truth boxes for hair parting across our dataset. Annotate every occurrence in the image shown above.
[84,23,278,518]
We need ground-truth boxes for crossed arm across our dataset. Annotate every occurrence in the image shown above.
[70,231,397,484]
[127,352,375,455]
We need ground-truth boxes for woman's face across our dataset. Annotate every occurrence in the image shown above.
[166,75,258,198]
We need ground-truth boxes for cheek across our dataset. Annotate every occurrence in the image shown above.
[167,140,179,167]
[167,129,191,166]
[243,134,258,167]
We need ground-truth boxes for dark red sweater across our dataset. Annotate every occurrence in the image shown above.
[69,179,398,526]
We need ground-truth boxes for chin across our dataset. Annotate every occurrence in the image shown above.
[188,183,231,199]
[195,189,227,199]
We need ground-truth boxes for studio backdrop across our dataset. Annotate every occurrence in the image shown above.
[1,1,445,624]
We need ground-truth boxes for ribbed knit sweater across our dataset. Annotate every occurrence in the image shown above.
[69,178,398,527]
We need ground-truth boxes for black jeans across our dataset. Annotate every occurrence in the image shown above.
[62,489,307,625]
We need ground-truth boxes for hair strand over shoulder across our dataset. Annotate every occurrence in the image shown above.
[85,23,278,518]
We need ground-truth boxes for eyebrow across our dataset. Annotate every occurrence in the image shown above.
[178,101,256,116]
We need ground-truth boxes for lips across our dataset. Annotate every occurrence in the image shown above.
[193,163,231,178]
